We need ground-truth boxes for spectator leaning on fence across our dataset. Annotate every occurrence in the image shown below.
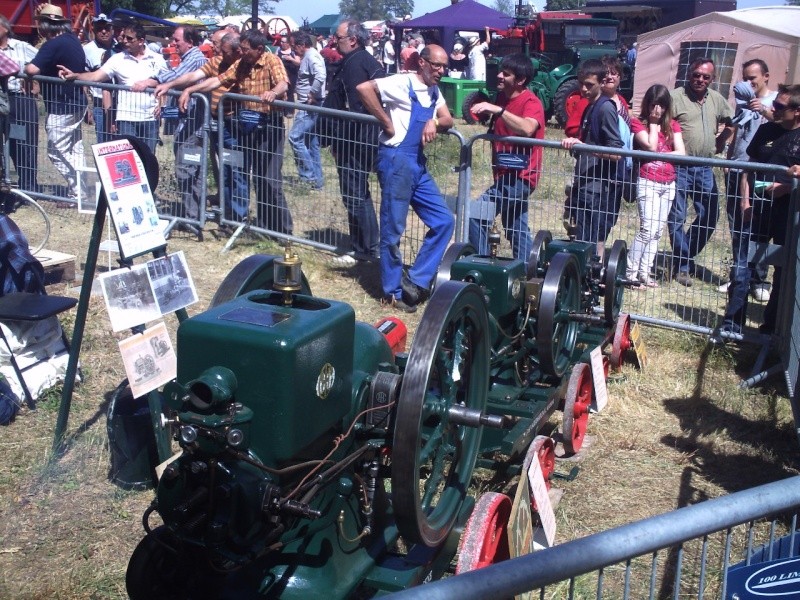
[25,3,88,203]
[467,53,544,260]
[719,84,800,337]
[667,57,734,287]
[626,84,685,289]
[59,24,166,154]
[722,59,777,330]
[325,19,384,266]
[156,30,241,215]
[180,29,291,233]
[357,44,455,314]
[83,13,116,144]
[287,31,326,191]
[133,26,208,221]
[0,14,39,194]
[561,59,623,259]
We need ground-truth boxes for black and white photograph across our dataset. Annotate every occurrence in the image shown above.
[146,251,198,314]
[118,323,177,398]
[99,264,161,332]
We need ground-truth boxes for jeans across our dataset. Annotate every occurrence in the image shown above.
[236,114,292,235]
[722,174,775,332]
[9,93,39,192]
[377,146,454,299]
[571,174,620,246]
[668,165,719,274]
[627,178,675,282]
[92,105,112,144]
[213,121,250,221]
[173,115,205,220]
[288,110,323,188]
[468,175,533,259]
[116,120,159,154]
[46,109,86,199]
[334,138,380,258]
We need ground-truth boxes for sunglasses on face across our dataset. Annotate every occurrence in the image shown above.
[772,101,795,112]
[691,72,712,81]
[123,35,138,42]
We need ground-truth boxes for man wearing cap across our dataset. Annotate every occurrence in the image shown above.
[0,14,39,193]
[25,3,88,202]
[467,27,490,82]
[83,14,116,143]
[132,26,208,221]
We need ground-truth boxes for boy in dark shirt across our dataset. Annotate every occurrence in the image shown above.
[561,59,623,258]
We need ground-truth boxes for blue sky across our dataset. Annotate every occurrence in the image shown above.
[274,0,786,29]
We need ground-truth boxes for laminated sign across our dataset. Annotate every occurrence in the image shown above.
[92,140,166,259]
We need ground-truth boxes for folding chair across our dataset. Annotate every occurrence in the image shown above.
[0,292,77,409]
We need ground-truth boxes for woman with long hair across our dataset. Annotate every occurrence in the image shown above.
[626,84,686,288]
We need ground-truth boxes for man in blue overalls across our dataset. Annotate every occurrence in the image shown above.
[357,44,455,313]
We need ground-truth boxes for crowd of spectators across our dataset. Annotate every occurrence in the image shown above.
[1,8,799,327]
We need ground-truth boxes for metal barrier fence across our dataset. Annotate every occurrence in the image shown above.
[388,476,800,600]
[13,76,796,356]
[462,133,795,342]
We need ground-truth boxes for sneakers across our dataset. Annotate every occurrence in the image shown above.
[675,272,693,287]
[331,252,358,267]
[383,295,417,313]
[401,273,430,306]
[751,287,770,302]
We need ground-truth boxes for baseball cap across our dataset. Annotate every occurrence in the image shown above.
[93,13,112,24]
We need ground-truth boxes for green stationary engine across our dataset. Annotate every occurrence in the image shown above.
[126,248,504,599]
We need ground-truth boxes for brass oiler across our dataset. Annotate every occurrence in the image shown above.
[273,244,303,305]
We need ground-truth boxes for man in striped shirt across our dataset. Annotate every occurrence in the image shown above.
[134,26,208,222]
[180,29,291,234]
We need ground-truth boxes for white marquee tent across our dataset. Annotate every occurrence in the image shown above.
[632,7,800,109]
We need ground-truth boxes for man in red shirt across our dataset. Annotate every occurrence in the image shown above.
[467,53,545,259]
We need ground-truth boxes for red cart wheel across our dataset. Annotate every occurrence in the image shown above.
[525,435,555,512]
[562,363,591,454]
[456,492,512,573]
[610,313,632,371]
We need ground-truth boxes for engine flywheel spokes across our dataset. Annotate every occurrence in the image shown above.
[537,252,581,378]
[392,281,490,547]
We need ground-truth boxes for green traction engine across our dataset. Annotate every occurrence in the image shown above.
[125,249,506,599]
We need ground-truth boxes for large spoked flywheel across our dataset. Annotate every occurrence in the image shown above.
[392,281,490,547]
[536,252,581,379]
[210,254,312,307]
[527,229,552,279]
[434,242,476,292]
[604,240,627,324]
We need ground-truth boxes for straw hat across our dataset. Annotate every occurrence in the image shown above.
[37,3,69,23]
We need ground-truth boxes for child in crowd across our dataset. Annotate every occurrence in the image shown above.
[626,84,685,288]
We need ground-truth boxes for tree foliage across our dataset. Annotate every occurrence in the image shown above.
[102,0,279,20]
[337,0,414,21]
[493,0,514,17]
[545,0,586,10]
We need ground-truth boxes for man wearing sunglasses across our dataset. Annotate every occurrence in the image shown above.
[83,14,117,144]
[357,44,454,313]
[61,25,166,155]
[724,85,800,337]
[668,57,733,286]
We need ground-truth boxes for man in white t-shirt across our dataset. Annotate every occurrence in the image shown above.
[62,23,166,152]
[357,44,454,312]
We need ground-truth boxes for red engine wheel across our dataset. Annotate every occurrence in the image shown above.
[264,17,290,45]
[525,435,555,512]
[610,313,632,371]
[456,492,512,574]
[562,363,591,454]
